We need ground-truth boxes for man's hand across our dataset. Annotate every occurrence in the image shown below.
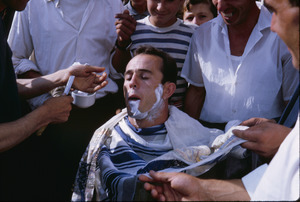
[139,171,250,201]
[233,122,291,158]
[115,10,136,48]
[64,64,108,93]
[41,96,73,124]
[139,171,202,201]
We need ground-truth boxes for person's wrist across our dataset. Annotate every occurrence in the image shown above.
[115,40,132,51]
[58,69,70,85]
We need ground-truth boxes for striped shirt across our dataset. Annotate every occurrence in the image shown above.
[131,17,195,109]
[97,116,183,201]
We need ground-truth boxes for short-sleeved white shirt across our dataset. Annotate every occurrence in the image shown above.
[181,4,298,123]
[8,0,124,105]
[242,115,299,201]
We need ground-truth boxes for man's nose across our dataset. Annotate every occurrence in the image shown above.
[192,17,198,25]
[129,74,138,89]
[157,2,166,11]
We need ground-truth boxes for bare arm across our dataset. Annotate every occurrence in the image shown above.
[111,44,132,74]
[184,85,206,119]
[0,96,73,152]
[139,171,250,201]
[111,10,136,73]
[17,64,108,99]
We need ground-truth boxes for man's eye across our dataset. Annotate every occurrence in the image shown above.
[125,75,132,81]
[199,15,207,19]
[187,17,194,21]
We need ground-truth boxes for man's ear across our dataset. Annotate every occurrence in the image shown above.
[162,82,176,100]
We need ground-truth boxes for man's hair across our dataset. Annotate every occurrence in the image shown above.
[133,46,178,85]
[184,0,217,17]
[289,0,299,6]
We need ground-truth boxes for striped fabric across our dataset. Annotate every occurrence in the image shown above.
[76,116,187,201]
[131,17,195,108]
[72,107,225,201]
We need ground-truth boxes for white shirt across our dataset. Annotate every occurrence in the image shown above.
[242,115,300,201]
[181,3,298,123]
[8,0,124,105]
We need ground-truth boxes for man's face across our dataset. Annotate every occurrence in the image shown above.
[212,0,256,26]
[147,0,184,27]
[2,0,29,11]
[265,0,299,69]
[184,3,215,26]
[124,54,164,116]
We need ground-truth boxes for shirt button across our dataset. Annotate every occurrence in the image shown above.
[232,109,236,113]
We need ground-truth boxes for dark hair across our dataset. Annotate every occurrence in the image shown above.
[289,0,299,6]
[133,46,178,85]
[184,0,217,17]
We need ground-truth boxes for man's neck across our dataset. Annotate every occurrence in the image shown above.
[228,5,260,56]
[228,6,260,35]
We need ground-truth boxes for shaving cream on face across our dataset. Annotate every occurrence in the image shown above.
[128,100,148,119]
[128,84,164,121]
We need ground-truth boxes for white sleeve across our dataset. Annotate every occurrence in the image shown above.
[180,34,204,87]
[8,7,40,75]
[241,163,268,199]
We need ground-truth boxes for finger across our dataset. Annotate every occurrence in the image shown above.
[95,80,108,90]
[116,21,136,33]
[149,171,176,183]
[115,10,132,20]
[240,141,260,152]
[85,65,105,73]
[144,182,154,191]
[232,129,252,140]
[240,118,259,126]
[99,72,107,82]
[85,81,108,93]
[116,26,134,41]
[139,174,153,182]
[151,188,160,199]
[233,127,262,143]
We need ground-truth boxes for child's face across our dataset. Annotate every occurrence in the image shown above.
[183,3,215,26]
[147,0,184,27]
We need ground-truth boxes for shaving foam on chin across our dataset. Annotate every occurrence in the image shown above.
[128,84,164,121]
[128,100,148,119]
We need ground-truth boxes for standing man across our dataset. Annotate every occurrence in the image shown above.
[182,0,298,129]
[140,0,299,200]
[0,0,108,200]
[3,0,125,200]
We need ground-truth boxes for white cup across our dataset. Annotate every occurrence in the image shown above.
[71,90,96,108]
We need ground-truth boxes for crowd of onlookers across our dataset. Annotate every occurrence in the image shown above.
[0,0,298,201]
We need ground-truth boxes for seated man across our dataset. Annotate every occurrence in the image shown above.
[72,46,233,201]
